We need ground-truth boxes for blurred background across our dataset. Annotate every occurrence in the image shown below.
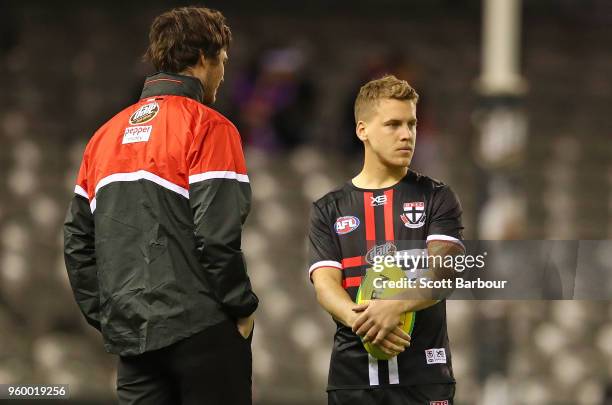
[0,0,611,404]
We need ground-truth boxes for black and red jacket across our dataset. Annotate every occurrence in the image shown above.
[63,72,258,356]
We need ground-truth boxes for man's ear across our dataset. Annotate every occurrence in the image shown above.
[198,53,210,70]
[356,120,368,142]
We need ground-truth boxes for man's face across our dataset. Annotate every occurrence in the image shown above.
[357,98,417,168]
[194,49,227,105]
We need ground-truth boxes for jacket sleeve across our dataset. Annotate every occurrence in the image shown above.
[63,158,101,331]
[187,120,258,319]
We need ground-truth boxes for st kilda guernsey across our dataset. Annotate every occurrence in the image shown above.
[308,171,464,390]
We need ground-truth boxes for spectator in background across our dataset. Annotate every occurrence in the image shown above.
[229,45,315,151]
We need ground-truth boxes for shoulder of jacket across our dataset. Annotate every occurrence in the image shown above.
[187,103,238,131]
[85,103,136,151]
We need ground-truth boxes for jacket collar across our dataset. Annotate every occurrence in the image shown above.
[139,72,205,104]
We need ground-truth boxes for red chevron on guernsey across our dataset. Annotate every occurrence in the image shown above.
[342,276,362,288]
[341,256,364,268]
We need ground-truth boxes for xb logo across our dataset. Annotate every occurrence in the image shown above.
[370,195,387,206]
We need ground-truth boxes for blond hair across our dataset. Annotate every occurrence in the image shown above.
[354,75,419,123]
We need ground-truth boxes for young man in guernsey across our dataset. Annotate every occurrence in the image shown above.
[308,75,465,404]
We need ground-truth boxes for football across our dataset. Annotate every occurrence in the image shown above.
[356,263,415,360]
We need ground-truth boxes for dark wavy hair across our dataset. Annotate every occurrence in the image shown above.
[144,6,231,73]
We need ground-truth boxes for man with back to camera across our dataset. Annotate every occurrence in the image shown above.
[63,7,257,404]
[308,75,465,404]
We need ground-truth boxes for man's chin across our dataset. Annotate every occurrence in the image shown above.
[391,158,411,168]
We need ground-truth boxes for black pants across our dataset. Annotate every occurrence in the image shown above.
[117,320,252,405]
[328,384,455,405]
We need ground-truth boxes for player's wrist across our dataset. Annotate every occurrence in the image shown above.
[343,307,358,327]
[398,299,418,313]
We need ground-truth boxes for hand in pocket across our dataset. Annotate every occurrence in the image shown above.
[236,314,254,339]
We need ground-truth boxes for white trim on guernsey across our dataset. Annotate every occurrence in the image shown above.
[90,170,189,213]
[388,356,399,384]
[368,354,379,386]
[308,260,342,278]
[426,234,465,250]
[74,185,89,199]
[189,171,249,184]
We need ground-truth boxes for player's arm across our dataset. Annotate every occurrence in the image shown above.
[395,238,465,312]
[414,184,466,306]
[311,267,358,327]
[63,159,101,331]
[188,121,258,322]
[309,205,410,355]
[308,203,358,327]
[312,267,410,355]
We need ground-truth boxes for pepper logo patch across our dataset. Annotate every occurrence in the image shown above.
[123,126,152,144]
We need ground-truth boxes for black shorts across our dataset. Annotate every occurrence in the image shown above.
[116,320,252,405]
[328,384,455,405]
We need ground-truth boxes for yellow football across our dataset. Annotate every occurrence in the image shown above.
[355,263,415,360]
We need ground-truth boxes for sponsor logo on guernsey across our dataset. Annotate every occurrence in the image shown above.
[335,216,360,235]
[129,102,159,125]
[122,125,152,144]
[430,401,449,405]
[400,201,426,229]
[365,242,397,265]
[370,194,387,206]
[425,348,447,365]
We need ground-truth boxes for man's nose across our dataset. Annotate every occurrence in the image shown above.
[399,126,413,140]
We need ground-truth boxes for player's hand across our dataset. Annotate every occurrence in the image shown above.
[348,302,411,351]
[377,326,412,356]
[344,302,368,328]
[351,300,407,345]
[362,326,411,357]
[237,314,255,339]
